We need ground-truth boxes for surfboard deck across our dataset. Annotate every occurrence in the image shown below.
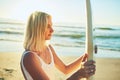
[85,0,94,80]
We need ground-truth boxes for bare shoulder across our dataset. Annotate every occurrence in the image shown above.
[49,44,53,49]
[22,51,49,80]
[23,51,41,66]
[49,44,55,52]
[48,44,59,60]
[24,51,37,60]
[49,44,57,57]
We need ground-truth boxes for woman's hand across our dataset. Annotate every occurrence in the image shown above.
[67,60,96,80]
[79,60,96,78]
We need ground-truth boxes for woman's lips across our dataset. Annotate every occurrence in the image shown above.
[48,34,52,36]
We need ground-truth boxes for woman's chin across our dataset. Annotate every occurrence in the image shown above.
[45,37,52,40]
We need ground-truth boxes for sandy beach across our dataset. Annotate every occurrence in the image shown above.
[0,52,120,80]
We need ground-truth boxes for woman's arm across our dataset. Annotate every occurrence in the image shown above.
[23,52,50,80]
[49,45,87,74]
[67,60,96,80]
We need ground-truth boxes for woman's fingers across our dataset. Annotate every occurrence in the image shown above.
[77,60,96,78]
[82,60,96,78]
[85,64,96,69]
[84,60,95,66]
[82,53,88,62]
[84,67,95,78]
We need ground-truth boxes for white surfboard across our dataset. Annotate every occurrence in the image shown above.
[85,0,94,80]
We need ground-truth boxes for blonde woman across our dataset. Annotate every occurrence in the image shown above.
[20,11,96,80]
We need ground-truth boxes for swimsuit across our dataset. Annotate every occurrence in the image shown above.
[20,47,55,80]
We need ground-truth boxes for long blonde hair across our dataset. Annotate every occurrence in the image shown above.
[24,11,51,52]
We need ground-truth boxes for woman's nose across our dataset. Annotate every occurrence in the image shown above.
[51,28,54,33]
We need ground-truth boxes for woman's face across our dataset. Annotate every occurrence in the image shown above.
[45,17,54,40]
